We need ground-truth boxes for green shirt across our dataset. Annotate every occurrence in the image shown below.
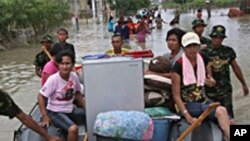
[0,89,22,118]
[201,45,236,98]
[33,51,50,70]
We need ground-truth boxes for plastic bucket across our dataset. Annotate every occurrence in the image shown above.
[151,119,171,141]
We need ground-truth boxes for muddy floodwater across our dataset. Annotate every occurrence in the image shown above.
[0,8,250,140]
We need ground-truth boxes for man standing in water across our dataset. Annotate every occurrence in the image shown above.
[114,17,130,44]
[205,0,211,18]
[0,89,60,141]
[201,25,249,124]
[192,18,211,49]
[33,34,53,77]
[105,34,130,56]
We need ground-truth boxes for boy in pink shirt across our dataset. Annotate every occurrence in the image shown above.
[38,50,85,141]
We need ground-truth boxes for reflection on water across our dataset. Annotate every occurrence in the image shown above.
[0,47,40,93]
[0,8,250,123]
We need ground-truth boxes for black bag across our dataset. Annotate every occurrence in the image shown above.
[148,56,171,73]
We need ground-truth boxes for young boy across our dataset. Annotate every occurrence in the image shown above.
[50,28,76,61]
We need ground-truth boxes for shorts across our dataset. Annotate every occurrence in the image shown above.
[208,93,233,118]
[48,107,86,132]
[185,100,216,121]
[0,89,22,119]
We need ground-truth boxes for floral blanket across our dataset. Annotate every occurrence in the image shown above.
[94,111,154,140]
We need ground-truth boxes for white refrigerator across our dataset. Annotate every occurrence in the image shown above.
[82,57,145,141]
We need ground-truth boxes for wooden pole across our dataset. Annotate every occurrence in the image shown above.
[42,46,53,60]
[83,133,88,141]
[177,102,220,141]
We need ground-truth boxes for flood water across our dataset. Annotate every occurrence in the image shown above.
[0,8,250,140]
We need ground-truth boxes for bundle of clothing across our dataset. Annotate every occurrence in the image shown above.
[144,56,174,111]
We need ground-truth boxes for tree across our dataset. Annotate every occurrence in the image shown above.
[0,0,70,40]
[107,0,151,16]
[0,0,14,40]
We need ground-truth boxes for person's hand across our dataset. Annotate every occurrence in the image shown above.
[243,85,249,96]
[48,136,61,141]
[185,116,197,125]
[205,75,216,87]
[40,115,50,128]
[183,111,197,124]
[200,44,207,49]
[230,119,236,125]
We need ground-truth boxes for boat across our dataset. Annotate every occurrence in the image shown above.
[13,103,86,141]
[169,119,224,141]
[13,106,224,141]
[13,57,224,141]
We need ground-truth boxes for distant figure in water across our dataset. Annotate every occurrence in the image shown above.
[170,9,180,26]
[136,20,151,49]
[155,14,167,29]
[196,8,202,19]
[71,14,79,31]
[107,16,115,32]
[105,34,130,56]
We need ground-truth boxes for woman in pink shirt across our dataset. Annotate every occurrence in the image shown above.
[41,59,59,86]
[136,20,151,49]
[38,50,85,141]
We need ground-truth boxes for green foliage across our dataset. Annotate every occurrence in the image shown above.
[107,0,151,16]
[162,2,180,9]
[163,0,236,9]
[0,0,70,40]
[0,1,13,37]
[212,0,236,7]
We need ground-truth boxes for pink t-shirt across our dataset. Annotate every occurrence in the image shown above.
[41,60,59,86]
[137,29,147,43]
[40,72,81,113]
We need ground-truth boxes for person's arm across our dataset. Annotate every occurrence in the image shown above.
[74,91,85,108]
[71,44,76,59]
[15,112,60,141]
[41,72,53,86]
[172,72,195,124]
[231,59,249,96]
[35,66,42,77]
[38,94,50,127]
[114,26,118,34]
[161,18,167,24]
[201,52,216,87]
[73,73,85,108]
[34,54,42,77]
[205,62,216,87]
[146,25,152,34]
